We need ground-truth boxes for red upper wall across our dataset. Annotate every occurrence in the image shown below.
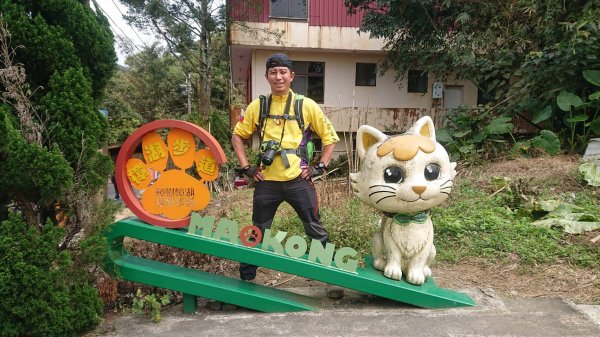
[308,0,365,27]
[228,0,365,27]
[228,0,269,23]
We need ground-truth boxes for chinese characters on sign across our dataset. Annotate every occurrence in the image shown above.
[144,142,167,162]
[155,187,196,207]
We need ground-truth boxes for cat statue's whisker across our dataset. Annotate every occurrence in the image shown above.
[369,184,396,190]
[441,179,453,187]
[369,190,396,197]
[375,195,397,204]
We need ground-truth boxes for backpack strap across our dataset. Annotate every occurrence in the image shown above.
[258,94,269,135]
[294,94,305,130]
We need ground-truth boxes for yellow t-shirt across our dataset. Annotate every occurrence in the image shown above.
[233,91,339,181]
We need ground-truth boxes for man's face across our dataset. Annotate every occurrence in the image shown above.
[265,66,294,95]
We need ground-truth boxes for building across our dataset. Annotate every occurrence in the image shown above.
[228,0,477,157]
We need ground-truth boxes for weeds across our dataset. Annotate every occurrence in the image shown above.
[434,183,600,267]
[132,288,171,323]
[227,195,380,265]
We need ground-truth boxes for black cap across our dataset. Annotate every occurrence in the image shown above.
[266,53,293,71]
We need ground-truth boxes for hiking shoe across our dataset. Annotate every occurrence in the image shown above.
[326,285,345,299]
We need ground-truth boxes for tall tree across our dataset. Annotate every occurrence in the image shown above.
[0,0,116,334]
[120,0,224,126]
[0,0,116,230]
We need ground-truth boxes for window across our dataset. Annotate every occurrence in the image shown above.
[477,88,492,105]
[270,0,307,19]
[291,61,324,103]
[355,63,376,86]
[407,70,428,93]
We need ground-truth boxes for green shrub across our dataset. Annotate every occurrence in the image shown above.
[0,214,102,337]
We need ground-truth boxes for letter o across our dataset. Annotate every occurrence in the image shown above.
[284,235,308,258]
[239,225,263,247]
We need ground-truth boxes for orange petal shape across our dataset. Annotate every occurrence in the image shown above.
[141,169,210,219]
[126,158,152,190]
[168,128,196,169]
[142,132,168,172]
[195,148,219,182]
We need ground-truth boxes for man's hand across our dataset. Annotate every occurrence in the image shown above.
[309,166,325,177]
[301,162,327,180]
[241,165,264,181]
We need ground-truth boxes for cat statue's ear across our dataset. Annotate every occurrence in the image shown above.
[356,125,388,160]
[406,116,436,141]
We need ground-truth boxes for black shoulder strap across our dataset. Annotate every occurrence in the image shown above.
[294,94,305,130]
[258,95,269,132]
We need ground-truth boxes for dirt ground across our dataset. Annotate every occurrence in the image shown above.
[113,156,599,305]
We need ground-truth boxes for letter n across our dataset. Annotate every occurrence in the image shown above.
[307,239,335,267]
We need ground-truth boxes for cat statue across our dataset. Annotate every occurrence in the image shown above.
[350,116,456,285]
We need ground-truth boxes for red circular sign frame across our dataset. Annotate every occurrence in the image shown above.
[115,120,227,228]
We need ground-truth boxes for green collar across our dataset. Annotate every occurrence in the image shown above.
[383,211,429,225]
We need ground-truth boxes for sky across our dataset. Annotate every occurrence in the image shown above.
[94,0,157,65]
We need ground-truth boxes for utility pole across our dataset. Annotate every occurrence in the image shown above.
[186,76,192,116]
[181,75,192,116]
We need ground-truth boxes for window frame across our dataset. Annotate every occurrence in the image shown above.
[270,0,308,20]
[355,63,377,87]
[407,70,429,93]
[291,60,325,104]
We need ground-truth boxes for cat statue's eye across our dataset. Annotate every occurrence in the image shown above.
[383,166,404,183]
[424,163,441,180]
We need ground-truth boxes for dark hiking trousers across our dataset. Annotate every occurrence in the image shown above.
[239,176,329,280]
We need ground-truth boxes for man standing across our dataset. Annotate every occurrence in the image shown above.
[231,53,343,298]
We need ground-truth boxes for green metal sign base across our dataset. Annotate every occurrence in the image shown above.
[104,218,475,312]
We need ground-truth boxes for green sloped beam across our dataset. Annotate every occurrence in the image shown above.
[106,217,475,309]
[112,255,319,312]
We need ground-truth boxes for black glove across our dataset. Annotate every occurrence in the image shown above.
[309,162,328,177]
[240,165,259,178]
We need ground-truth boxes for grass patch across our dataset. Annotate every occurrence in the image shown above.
[256,197,379,264]
[434,183,600,267]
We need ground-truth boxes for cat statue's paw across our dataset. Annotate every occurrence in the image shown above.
[407,269,426,285]
[373,258,386,271]
[384,264,403,280]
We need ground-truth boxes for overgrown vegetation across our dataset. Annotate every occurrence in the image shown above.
[132,288,172,323]
[0,1,117,335]
[223,170,599,272]
[434,182,599,267]
[347,0,600,155]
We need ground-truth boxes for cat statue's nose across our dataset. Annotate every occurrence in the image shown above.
[412,186,426,195]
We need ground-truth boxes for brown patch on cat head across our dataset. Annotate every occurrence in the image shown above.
[376,135,435,161]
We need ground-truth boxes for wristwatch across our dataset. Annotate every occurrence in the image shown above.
[317,162,328,171]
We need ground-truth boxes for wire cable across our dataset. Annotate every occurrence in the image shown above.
[93,0,145,54]
[109,0,148,46]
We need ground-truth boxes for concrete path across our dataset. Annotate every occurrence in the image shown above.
[90,287,600,337]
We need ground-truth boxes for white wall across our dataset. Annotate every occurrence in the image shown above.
[251,49,477,109]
